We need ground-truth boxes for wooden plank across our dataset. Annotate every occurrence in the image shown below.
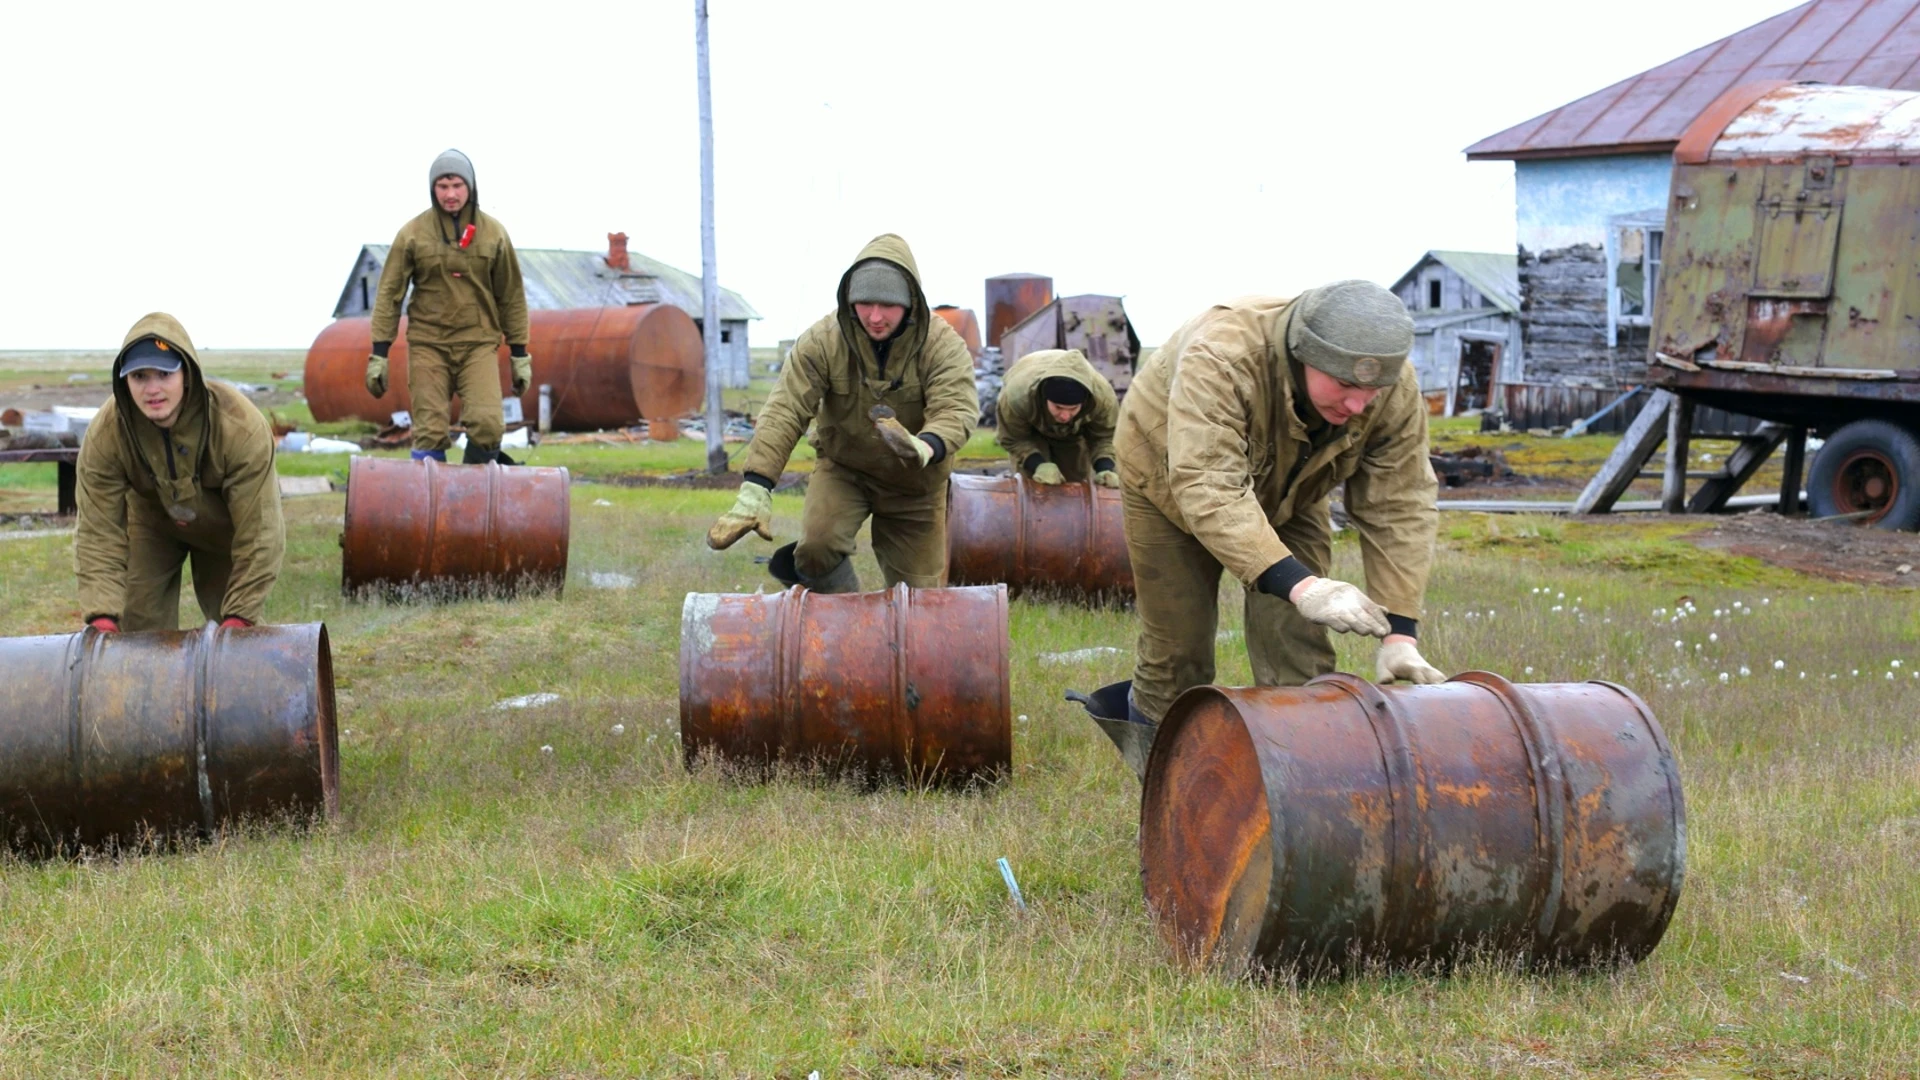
[1688,422,1790,513]
[1779,426,1808,516]
[1662,396,1695,513]
[1571,388,1673,514]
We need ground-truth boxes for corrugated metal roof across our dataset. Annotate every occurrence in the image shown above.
[1702,81,1920,156]
[357,244,760,321]
[1391,251,1521,314]
[1466,0,1920,160]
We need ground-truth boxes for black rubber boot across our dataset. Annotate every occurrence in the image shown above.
[799,554,861,595]
[768,542,803,587]
[461,441,498,465]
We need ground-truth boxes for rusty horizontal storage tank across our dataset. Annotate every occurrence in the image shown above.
[1140,672,1685,975]
[985,273,1054,349]
[680,583,1011,786]
[947,474,1132,600]
[933,305,983,358]
[341,456,571,597]
[0,623,338,852]
[303,307,704,432]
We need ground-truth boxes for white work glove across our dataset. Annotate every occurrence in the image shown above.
[1289,577,1391,637]
[707,481,773,549]
[1376,639,1445,685]
[1032,462,1065,485]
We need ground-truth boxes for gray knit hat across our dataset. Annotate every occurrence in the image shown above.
[847,260,912,307]
[1285,280,1414,388]
[429,148,476,191]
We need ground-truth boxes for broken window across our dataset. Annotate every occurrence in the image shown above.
[1428,279,1443,310]
[1608,212,1666,343]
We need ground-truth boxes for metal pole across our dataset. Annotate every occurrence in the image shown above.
[696,0,725,473]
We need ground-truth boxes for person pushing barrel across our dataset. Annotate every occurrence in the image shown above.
[995,348,1119,487]
[706,233,978,593]
[74,313,286,633]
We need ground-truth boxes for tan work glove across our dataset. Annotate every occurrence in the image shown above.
[510,351,533,397]
[869,405,933,467]
[1289,576,1392,637]
[1032,462,1065,485]
[364,354,388,398]
[707,482,773,549]
[1093,469,1121,488]
[1376,639,1445,684]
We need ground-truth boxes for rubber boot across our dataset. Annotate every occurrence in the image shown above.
[461,441,497,465]
[800,554,862,595]
[1065,679,1157,781]
[768,542,803,588]
[410,448,447,463]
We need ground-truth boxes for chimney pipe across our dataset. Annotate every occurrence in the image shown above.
[606,232,630,272]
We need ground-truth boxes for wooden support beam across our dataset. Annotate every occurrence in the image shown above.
[1572,388,1673,515]
[1662,396,1695,513]
[1778,426,1808,516]
[1687,422,1790,513]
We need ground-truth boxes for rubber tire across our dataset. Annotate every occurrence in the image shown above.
[1806,419,1920,531]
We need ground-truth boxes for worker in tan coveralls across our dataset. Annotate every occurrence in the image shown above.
[365,149,531,464]
[996,348,1120,487]
[706,234,978,593]
[74,313,286,633]
[1084,281,1444,744]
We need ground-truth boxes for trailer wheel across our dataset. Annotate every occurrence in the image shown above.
[1806,419,1920,530]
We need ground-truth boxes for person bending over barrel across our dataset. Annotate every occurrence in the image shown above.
[75,313,286,632]
[706,234,978,593]
[996,348,1119,487]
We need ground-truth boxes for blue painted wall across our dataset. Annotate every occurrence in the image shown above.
[1515,154,1671,252]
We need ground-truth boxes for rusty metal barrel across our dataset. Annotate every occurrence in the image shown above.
[1140,672,1685,974]
[341,455,571,596]
[985,273,1054,348]
[0,622,339,852]
[933,305,983,357]
[304,306,705,431]
[947,473,1133,599]
[679,583,1011,785]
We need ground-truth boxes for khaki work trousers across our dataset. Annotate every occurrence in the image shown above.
[1122,488,1336,722]
[120,500,238,632]
[795,458,948,589]
[409,341,504,452]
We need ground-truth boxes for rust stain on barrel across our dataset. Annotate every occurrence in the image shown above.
[0,623,338,852]
[341,456,570,596]
[304,306,704,431]
[947,473,1132,600]
[1139,672,1686,975]
[679,583,1011,787]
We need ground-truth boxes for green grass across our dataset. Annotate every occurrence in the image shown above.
[0,475,1916,1076]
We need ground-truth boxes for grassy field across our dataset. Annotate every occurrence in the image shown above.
[1,357,1916,1076]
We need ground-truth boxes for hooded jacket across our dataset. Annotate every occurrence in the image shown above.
[1116,294,1437,618]
[370,159,530,349]
[743,234,978,496]
[75,313,286,623]
[995,348,1118,472]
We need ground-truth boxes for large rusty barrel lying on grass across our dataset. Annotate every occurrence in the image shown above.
[304,307,705,431]
[0,623,339,851]
[1140,672,1685,974]
[341,455,571,596]
[680,583,1011,785]
[947,474,1132,599]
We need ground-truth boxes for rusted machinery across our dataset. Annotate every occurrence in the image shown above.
[1139,673,1685,974]
[0,622,339,852]
[947,474,1132,600]
[933,305,983,359]
[1000,295,1143,397]
[341,456,571,597]
[304,306,705,432]
[985,274,1054,348]
[679,583,1011,786]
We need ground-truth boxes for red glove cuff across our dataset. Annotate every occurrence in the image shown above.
[219,617,253,629]
[88,617,119,633]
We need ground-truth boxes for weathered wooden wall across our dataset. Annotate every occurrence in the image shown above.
[1494,383,1767,436]
[1517,244,1649,387]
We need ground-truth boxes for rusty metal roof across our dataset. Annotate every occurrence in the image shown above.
[341,244,760,321]
[1466,0,1920,161]
[1687,81,1920,159]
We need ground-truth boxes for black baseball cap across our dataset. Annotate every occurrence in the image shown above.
[121,339,184,376]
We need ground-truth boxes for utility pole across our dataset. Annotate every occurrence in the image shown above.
[696,0,725,473]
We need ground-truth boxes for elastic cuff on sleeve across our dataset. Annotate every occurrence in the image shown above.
[919,433,947,465]
[742,472,776,490]
[1387,614,1419,639]
[1255,556,1314,599]
[509,344,528,357]
[1022,453,1045,475]
[1093,457,1115,473]
[372,341,392,358]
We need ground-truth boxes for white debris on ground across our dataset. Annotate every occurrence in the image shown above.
[493,692,561,710]
[1039,646,1123,665]
[587,571,635,590]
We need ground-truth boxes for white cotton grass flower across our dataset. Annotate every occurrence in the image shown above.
[1774,660,1785,670]
[1524,666,1535,675]
[1709,633,1720,643]
[1894,660,1904,669]
[1552,605,1563,613]
[540,744,554,755]
[1675,640,1685,649]
[1018,714,1030,723]
[1799,672,1807,679]
[1762,598,1770,605]
[1718,672,1730,684]
[1853,669,1861,677]
[1557,592,1565,599]
[1739,665,1751,677]
[611,723,626,735]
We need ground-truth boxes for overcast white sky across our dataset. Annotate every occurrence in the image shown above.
[3,0,1798,350]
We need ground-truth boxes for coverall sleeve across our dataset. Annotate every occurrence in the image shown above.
[1343,371,1438,619]
[370,232,413,343]
[492,234,530,347]
[995,389,1050,469]
[1165,343,1291,584]
[915,328,979,456]
[1083,394,1119,466]
[73,421,132,622]
[741,332,830,480]
[213,413,287,624]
